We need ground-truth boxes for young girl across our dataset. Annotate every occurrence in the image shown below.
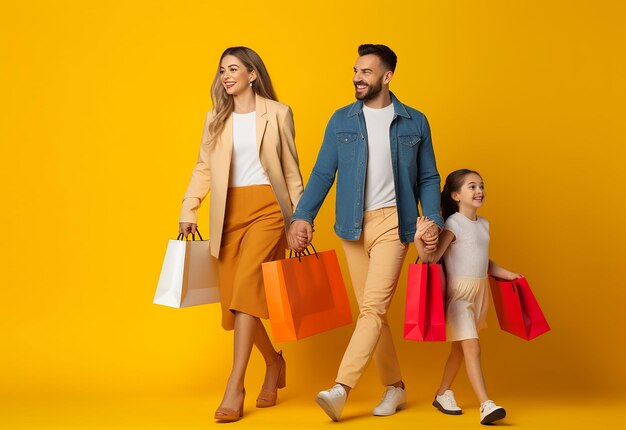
[414,169,521,425]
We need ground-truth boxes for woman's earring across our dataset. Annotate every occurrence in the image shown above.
[249,81,253,87]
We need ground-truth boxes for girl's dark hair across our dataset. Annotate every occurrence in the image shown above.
[441,169,481,220]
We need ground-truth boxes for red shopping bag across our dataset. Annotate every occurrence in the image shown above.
[489,277,550,340]
[404,262,446,341]
[262,247,352,342]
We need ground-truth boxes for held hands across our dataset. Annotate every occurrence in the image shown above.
[414,217,439,252]
[287,220,313,253]
[423,223,440,253]
[179,222,197,238]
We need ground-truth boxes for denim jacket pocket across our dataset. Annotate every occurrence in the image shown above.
[398,134,421,147]
[398,134,420,165]
[336,132,358,162]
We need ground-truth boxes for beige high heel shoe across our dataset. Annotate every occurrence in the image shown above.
[256,351,286,408]
[214,388,246,422]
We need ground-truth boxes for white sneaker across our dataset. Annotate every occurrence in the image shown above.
[372,385,407,416]
[316,384,347,422]
[432,390,463,415]
[480,400,506,425]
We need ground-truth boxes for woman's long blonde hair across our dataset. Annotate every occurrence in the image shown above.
[207,47,277,146]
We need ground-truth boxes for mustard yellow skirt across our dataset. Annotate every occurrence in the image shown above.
[217,185,286,330]
[445,276,490,341]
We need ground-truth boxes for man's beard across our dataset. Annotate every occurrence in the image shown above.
[355,79,383,101]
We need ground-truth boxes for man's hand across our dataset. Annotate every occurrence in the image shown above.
[421,222,440,253]
[288,220,313,253]
[414,217,435,241]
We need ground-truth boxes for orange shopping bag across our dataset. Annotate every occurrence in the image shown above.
[261,246,352,342]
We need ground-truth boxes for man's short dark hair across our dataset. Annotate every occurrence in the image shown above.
[358,44,397,72]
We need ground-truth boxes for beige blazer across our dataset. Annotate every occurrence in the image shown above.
[179,95,304,258]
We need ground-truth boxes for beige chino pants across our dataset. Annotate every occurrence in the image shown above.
[336,206,409,388]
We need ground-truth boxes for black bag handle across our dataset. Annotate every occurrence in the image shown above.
[414,256,443,265]
[177,229,204,241]
[289,243,318,262]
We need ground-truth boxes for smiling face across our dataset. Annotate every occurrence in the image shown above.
[219,55,256,97]
[452,172,486,214]
[353,54,392,101]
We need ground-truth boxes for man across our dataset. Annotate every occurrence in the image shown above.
[288,44,443,421]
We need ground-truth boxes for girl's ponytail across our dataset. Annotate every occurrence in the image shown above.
[441,182,458,221]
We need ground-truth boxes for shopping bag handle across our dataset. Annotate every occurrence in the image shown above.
[414,256,443,265]
[177,229,204,241]
[289,243,318,262]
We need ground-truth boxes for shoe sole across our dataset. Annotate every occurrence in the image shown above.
[481,408,506,425]
[432,400,463,415]
[373,402,407,416]
[316,396,340,422]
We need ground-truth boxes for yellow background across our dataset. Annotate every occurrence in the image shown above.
[1,0,625,428]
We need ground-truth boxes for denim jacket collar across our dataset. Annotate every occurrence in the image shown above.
[346,92,411,119]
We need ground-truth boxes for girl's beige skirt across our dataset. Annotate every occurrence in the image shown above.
[446,276,490,341]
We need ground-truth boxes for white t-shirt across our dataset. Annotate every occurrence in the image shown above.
[442,212,490,279]
[229,112,270,187]
[363,103,396,211]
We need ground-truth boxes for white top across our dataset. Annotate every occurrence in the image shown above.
[229,112,270,187]
[442,212,490,279]
[363,103,396,211]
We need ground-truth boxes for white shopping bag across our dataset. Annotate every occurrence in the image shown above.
[153,232,219,308]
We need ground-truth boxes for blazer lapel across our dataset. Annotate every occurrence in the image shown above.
[214,113,233,180]
[255,95,268,154]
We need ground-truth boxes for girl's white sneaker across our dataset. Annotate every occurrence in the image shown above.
[480,400,506,425]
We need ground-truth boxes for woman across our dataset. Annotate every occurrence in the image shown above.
[178,46,304,422]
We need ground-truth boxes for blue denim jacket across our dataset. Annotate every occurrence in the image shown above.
[292,92,443,243]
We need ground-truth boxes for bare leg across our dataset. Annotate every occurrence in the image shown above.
[218,311,257,410]
[460,339,489,403]
[252,319,282,389]
[437,341,464,395]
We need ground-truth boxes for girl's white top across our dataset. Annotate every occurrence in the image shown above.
[442,212,490,279]
[229,111,270,187]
